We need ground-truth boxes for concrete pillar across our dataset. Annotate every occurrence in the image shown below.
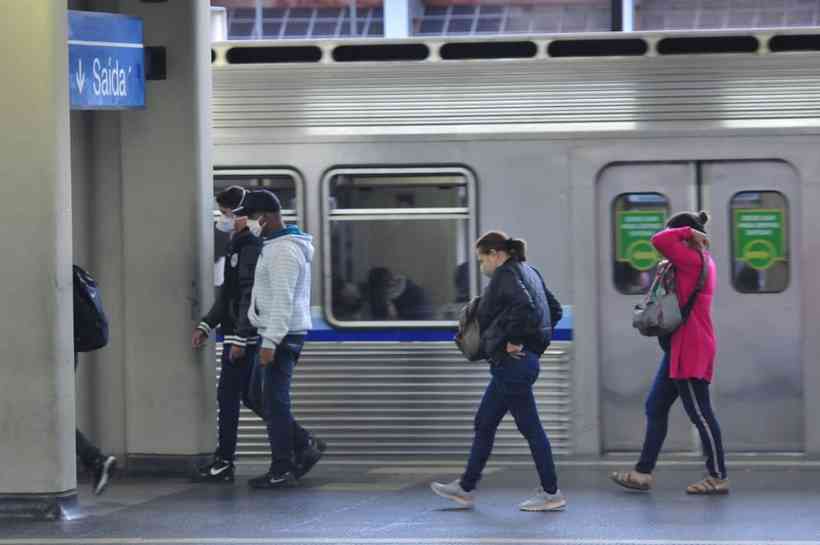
[0,2,77,519]
[623,0,635,32]
[70,0,127,469]
[384,0,423,39]
[87,111,128,462]
[70,111,98,451]
[117,0,215,474]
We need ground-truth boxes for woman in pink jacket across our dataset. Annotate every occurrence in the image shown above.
[611,211,729,495]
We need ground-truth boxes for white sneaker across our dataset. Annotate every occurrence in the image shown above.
[430,479,475,508]
[518,487,566,512]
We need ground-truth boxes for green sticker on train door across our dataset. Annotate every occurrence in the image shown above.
[616,211,666,271]
[734,209,785,270]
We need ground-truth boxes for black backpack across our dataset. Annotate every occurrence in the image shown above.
[73,265,109,352]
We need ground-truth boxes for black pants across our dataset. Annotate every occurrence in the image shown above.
[216,344,262,461]
[636,353,727,479]
[75,353,103,469]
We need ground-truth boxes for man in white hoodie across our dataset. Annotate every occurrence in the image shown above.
[234,190,326,489]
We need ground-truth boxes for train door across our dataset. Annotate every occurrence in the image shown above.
[701,160,802,452]
[598,163,698,453]
[598,160,803,454]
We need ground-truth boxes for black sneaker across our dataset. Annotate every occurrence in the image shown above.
[294,437,327,480]
[248,471,295,489]
[195,457,235,483]
[93,456,117,496]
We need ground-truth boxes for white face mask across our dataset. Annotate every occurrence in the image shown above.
[247,218,264,238]
[215,214,235,233]
[478,253,496,278]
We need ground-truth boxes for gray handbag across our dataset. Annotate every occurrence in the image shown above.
[632,251,706,338]
[455,296,483,361]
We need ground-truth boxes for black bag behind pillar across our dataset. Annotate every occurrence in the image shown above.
[73,265,110,353]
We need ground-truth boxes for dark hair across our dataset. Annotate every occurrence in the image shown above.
[215,186,246,211]
[475,231,527,262]
[667,210,709,233]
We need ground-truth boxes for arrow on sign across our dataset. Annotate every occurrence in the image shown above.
[75,59,85,94]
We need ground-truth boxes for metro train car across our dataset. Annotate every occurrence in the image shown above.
[209,28,820,463]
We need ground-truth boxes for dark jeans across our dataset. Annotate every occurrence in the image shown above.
[216,343,262,461]
[255,335,311,473]
[636,354,728,479]
[461,351,558,494]
[75,354,102,469]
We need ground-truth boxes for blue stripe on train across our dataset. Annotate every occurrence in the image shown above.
[217,328,572,343]
[305,328,572,342]
[215,305,573,343]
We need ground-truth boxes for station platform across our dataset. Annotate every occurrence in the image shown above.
[1,460,819,545]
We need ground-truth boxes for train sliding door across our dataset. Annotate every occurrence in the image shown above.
[701,161,802,452]
[597,163,698,453]
[597,160,804,455]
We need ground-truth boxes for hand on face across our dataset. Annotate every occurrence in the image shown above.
[690,230,709,250]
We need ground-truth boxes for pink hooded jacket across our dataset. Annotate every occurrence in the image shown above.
[651,227,717,382]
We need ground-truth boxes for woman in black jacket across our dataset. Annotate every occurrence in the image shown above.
[432,231,566,512]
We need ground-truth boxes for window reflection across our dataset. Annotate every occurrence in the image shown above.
[730,191,789,294]
[612,193,668,295]
[327,171,473,324]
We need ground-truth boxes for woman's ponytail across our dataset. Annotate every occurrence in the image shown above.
[506,238,527,262]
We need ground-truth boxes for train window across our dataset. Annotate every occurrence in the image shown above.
[612,193,669,295]
[212,169,303,286]
[330,174,468,209]
[730,191,789,294]
[213,170,301,223]
[324,168,477,326]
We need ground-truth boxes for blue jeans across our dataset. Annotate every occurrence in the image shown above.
[636,354,727,479]
[255,335,311,473]
[216,343,261,461]
[461,351,558,494]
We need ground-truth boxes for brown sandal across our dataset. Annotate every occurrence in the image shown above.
[686,477,729,495]
[610,470,654,491]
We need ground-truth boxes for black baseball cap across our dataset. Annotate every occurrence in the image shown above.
[232,189,281,216]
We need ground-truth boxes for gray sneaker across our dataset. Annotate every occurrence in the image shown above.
[518,487,566,512]
[430,479,475,508]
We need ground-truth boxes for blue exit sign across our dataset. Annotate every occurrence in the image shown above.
[68,11,145,110]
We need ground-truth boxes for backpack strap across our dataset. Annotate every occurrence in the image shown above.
[679,250,707,321]
[511,262,562,329]
[511,262,538,310]
[529,265,563,326]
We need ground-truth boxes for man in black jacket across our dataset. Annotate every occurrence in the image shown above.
[192,187,325,482]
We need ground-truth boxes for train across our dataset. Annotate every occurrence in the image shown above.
[209,28,820,463]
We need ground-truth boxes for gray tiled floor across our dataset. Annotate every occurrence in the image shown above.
[1,463,819,545]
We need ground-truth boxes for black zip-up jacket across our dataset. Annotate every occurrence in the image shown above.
[477,259,562,362]
[198,228,261,347]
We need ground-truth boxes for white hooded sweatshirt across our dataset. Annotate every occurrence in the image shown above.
[248,228,314,349]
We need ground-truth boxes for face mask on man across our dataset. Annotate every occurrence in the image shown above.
[215,214,235,233]
[247,218,264,238]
